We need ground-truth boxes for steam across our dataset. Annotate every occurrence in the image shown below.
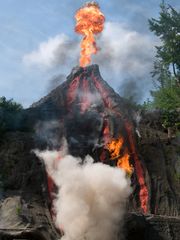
[35,120,63,149]
[77,89,102,106]
[35,146,131,240]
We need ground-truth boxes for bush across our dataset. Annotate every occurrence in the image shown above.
[0,96,22,112]
[0,97,23,135]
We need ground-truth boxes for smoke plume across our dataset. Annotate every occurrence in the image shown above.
[23,21,157,102]
[35,146,131,240]
[47,74,66,92]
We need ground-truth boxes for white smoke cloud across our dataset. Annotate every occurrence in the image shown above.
[23,22,155,73]
[77,90,102,107]
[23,21,157,101]
[23,34,79,69]
[95,22,156,77]
[35,147,131,240]
[34,120,63,148]
[94,22,157,101]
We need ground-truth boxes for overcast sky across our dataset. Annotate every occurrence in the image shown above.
[0,0,179,107]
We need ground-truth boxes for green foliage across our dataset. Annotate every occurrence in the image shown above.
[0,97,23,135]
[151,78,180,110]
[16,206,22,215]
[0,96,22,112]
[142,99,154,110]
[162,109,179,128]
[149,1,180,83]
[147,1,180,121]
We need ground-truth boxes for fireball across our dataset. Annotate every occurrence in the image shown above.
[75,2,105,67]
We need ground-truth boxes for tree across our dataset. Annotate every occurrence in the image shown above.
[149,1,180,85]
[148,1,180,111]
[0,97,23,135]
[147,2,180,138]
[0,96,22,112]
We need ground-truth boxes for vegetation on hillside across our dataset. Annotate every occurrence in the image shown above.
[0,97,22,112]
[0,97,23,135]
[143,1,180,136]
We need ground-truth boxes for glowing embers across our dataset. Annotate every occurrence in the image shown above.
[106,137,133,175]
[75,2,105,67]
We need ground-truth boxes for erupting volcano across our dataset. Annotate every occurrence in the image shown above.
[33,63,149,240]
[38,2,149,224]
[1,2,180,240]
[35,64,149,215]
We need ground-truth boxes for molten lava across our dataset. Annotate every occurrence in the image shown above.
[75,2,105,67]
[106,137,133,175]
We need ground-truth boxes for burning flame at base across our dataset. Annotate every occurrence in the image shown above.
[75,2,105,67]
[106,138,133,176]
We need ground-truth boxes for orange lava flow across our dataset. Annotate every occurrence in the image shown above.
[92,73,148,213]
[125,122,149,213]
[75,2,105,67]
[106,138,133,175]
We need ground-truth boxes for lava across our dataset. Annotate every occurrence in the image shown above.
[90,69,148,213]
[117,150,132,176]
[106,137,133,175]
[125,122,149,213]
[106,138,124,160]
[75,2,105,67]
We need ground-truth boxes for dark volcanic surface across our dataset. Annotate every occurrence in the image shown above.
[0,64,179,240]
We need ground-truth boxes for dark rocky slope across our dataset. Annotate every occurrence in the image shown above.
[0,65,179,240]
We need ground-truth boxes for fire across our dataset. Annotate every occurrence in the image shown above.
[75,2,105,67]
[106,137,133,175]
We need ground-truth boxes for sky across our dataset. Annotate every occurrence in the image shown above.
[0,0,179,108]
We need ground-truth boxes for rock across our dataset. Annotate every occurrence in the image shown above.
[0,132,59,240]
[125,213,180,240]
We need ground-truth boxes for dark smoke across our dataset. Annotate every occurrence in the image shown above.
[118,76,151,103]
[47,74,66,92]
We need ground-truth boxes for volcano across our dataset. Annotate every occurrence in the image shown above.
[32,64,148,213]
[0,64,180,240]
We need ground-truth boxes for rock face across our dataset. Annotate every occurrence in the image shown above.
[0,132,59,240]
[139,113,180,216]
[0,64,179,239]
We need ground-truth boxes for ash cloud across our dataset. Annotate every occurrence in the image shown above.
[35,146,131,240]
[118,76,148,103]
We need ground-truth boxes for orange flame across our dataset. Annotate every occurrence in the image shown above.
[75,2,105,67]
[106,137,133,175]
